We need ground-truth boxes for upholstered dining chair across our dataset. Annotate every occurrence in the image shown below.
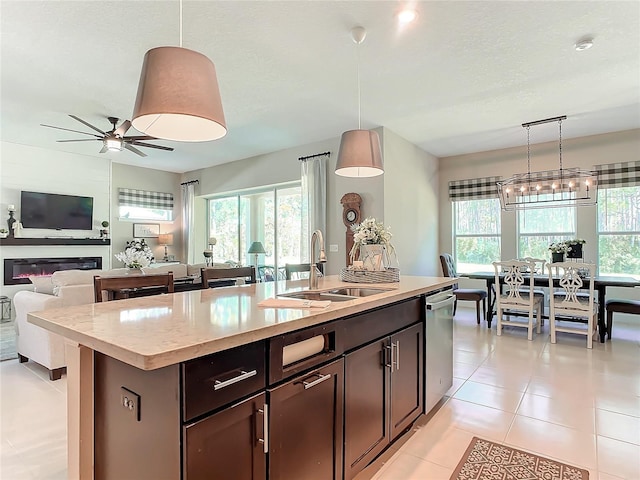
[605,299,640,340]
[439,253,487,325]
[284,263,324,280]
[200,266,256,288]
[93,273,174,302]
[548,262,598,348]
[493,259,543,341]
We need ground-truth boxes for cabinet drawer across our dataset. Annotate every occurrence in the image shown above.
[182,341,266,422]
[343,298,421,351]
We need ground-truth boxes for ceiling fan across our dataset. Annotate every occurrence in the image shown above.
[40,115,174,157]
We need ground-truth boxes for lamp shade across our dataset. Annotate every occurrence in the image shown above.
[248,241,266,254]
[158,233,174,246]
[132,46,227,142]
[335,129,384,177]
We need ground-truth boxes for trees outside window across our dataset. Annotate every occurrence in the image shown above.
[598,186,640,276]
[453,199,501,273]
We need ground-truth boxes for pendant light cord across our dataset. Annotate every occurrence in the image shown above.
[179,0,183,47]
[356,41,361,130]
[526,125,531,175]
[558,118,563,171]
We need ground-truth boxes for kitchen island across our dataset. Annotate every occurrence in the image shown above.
[29,275,456,480]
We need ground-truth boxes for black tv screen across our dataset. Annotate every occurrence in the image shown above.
[20,191,94,230]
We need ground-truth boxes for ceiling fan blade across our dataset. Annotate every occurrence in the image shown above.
[56,139,102,143]
[129,141,174,151]
[41,124,102,138]
[124,144,147,157]
[114,120,132,137]
[69,115,106,135]
[123,135,156,141]
[99,144,109,154]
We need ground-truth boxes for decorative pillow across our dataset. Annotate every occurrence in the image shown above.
[51,269,103,295]
[28,275,55,295]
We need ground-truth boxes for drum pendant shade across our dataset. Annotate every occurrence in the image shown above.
[335,129,384,177]
[132,46,227,142]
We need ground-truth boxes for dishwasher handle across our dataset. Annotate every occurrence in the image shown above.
[425,294,455,311]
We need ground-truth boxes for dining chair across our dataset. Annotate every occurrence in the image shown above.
[200,266,256,289]
[605,299,640,339]
[284,263,324,280]
[94,273,174,302]
[439,253,487,325]
[548,262,598,349]
[493,259,543,341]
[518,257,547,319]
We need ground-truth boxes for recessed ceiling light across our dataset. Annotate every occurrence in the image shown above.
[397,9,418,24]
[574,38,594,51]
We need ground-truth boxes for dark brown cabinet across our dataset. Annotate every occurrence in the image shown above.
[269,358,344,480]
[184,392,267,480]
[344,322,423,480]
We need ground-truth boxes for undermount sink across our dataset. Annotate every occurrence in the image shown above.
[279,287,392,302]
[327,287,392,297]
[279,291,356,302]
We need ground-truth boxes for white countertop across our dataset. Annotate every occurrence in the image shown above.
[28,275,456,370]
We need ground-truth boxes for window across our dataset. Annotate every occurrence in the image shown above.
[118,188,173,221]
[598,186,640,276]
[208,184,302,277]
[453,198,501,273]
[518,195,576,259]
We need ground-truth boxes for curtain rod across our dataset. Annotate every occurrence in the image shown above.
[298,151,331,161]
[180,180,200,186]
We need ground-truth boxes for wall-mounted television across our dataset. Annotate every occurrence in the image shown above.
[20,191,94,230]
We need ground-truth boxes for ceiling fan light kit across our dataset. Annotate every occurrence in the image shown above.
[496,115,598,211]
[132,46,227,142]
[335,26,384,178]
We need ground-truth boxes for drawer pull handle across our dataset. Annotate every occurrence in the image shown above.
[302,373,332,389]
[213,369,257,391]
[257,404,268,454]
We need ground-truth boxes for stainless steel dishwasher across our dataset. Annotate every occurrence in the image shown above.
[424,291,455,413]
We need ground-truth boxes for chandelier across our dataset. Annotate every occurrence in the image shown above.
[496,116,598,211]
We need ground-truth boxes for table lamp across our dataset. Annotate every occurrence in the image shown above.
[158,233,174,262]
[248,241,266,266]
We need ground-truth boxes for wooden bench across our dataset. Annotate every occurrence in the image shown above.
[605,299,640,339]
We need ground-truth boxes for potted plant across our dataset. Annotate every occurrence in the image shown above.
[114,239,154,270]
[0,228,8,239]
[349,217,396,271]
[100,220,109,238]
[548,242,569,263]
[565,238,586,258]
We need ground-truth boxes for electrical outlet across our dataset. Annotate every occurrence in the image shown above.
[329,244,339,252]
[120,387,141,422]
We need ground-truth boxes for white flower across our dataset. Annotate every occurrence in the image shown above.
[115,239,154,268]
[349,217,395,262]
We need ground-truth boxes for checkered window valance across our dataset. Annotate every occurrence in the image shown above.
[448,176,501,201]
[118,188,174,209]
[595,161,640,188]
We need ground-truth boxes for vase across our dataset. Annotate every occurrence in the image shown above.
[359,244,385,271]
[551,252,564,263]
[567,244,583,259]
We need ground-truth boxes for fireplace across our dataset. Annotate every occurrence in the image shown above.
[4,257,102,285]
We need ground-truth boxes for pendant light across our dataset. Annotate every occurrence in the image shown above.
[132,0,227,142]
[335,26,384,177]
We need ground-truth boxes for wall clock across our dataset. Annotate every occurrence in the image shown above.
[340,193,362,265]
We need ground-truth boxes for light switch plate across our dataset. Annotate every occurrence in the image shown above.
[329,244,338,252]
[120,386,141,422]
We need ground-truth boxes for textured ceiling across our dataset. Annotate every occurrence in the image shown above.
[1,1,639,173]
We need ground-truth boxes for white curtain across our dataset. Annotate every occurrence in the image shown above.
[181,182,197,264]
[301,155,327,262]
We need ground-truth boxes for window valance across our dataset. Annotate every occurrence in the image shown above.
[448,176,501,201]
[118,188,174,209]
[595,160,640,188]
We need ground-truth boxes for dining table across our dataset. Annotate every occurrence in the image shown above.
[463,271,640,342]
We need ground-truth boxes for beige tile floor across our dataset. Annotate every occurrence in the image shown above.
[1,307,639,480]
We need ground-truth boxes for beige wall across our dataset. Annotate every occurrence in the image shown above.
[111,163,182,264]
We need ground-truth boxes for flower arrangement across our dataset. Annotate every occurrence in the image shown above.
[564,238,586,246]
[548,242,569,254]
[115,239,154,268]
[349,217,395,262]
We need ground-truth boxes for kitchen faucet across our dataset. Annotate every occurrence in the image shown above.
[309,229,327,289]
